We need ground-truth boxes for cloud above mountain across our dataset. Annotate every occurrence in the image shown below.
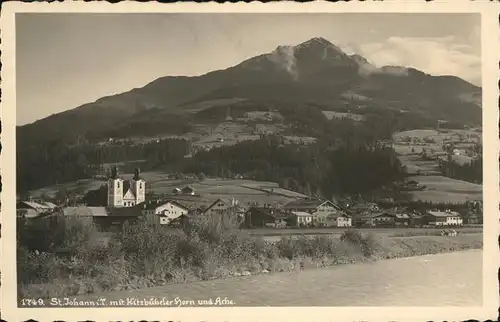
[350,36,481,86]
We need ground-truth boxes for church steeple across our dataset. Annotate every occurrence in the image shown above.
[107,166,124,207]
[130,167,145,205]
[111,166,119,179]
[133,168,141,181]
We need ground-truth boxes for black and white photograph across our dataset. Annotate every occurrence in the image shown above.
[1,2,498,321]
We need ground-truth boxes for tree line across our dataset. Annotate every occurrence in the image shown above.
[184,137,404,199]
[438,156,483,184]
[17,138,189,193]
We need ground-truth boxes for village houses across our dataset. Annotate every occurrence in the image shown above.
[290,211,313,227]
[282,199,350,227]
[142,200,189,225]
[321,213,352,228]
[16,200,58,219]
[203,198,245,217]
[423,210,463,226]
[17,162,476,233]
[244,207,288,228]
[355,209,413,228]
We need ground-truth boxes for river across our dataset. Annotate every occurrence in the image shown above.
[74,250,482,307]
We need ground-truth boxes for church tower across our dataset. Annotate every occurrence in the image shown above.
[130,168,146,205]
[107,166,124,207]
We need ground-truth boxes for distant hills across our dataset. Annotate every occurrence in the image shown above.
[18,37,481,145]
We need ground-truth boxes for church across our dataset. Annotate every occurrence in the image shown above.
[107,167,146,207]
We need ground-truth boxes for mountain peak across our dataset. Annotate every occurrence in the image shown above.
[294,37,341,52]
[298,37,333,47]
[294,37,346,57]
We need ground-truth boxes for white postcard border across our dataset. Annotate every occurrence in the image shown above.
[1,1,499,321]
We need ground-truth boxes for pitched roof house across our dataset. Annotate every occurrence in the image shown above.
[282,199,342,215]
[423,210,463,226]
[290,211,313,227]
[181,186,195,195]
[354,212,396,227]
[142,200,190,225]
[62,206,108,217]
[16,201,56,219]
[204,198,244,216]
[319,213,352,227]
[92,204,144,230]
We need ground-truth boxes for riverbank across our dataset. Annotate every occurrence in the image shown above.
[372,234,482,259]
[71,250,482,307]
[18,216,482,300]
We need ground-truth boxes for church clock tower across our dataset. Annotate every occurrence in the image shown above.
[130,168,146,205]
[107,166,124,207]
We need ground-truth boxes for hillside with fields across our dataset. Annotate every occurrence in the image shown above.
[391,128,482,203]
[17,37,482,203]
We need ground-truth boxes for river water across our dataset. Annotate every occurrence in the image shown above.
[75,250,482,307]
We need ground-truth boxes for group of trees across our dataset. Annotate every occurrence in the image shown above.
[17,141,90,194]
[17,138,190,193]
[185,136,404,199]
[439,156,483,184]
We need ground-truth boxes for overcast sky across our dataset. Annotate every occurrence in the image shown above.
[16,13,481,125]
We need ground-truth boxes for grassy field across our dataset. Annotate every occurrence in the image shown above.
[406,175,482,203]
[393,129,481,143]
[393,143,444,156]
[251,227,483,241]
[247,227,482,236]
[409,175,482,193]
[191,121,315,150]
[397,155,441,175]
[408,190,482,203]
[28,172,303,207]
[322,111,365,121]
[392,128,482,203]
[393,129,440,141]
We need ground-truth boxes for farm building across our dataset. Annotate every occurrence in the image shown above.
[423,210,463,226]
[345,202,380,216]
[16,201,58,219]
[384,207,412,226]
[60,206,107,226]
[166,195,212,212]
[355,212,396,228]
[244,207,288,228]
[142,200,189,226]
[393,213,411,226]
[94,205,144,230]
[315,213,352,228]
[290,211,313,227]
[181,186,195,196]
[407,212,426,227]
[282,199,343,217]
[204,198,244,216]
